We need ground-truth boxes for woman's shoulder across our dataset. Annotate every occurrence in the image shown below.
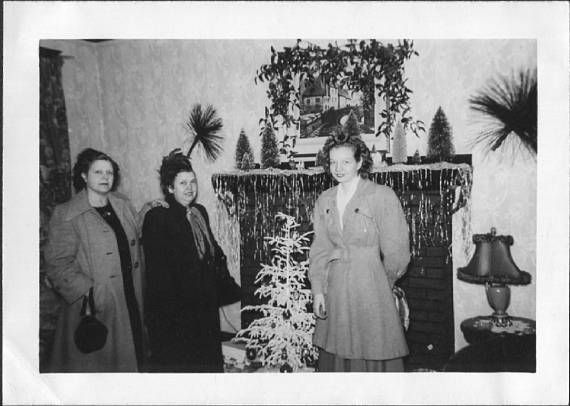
[143,205,171,226]
[316,186,336,203]
[364,180,398,199]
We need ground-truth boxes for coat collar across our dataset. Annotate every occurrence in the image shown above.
[328,177,374,207]
[64,189,127,221]
[165,193,190,217]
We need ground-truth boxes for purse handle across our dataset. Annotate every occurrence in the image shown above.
[80,287,97,317]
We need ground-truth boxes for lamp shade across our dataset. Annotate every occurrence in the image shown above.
[457,228,531,285]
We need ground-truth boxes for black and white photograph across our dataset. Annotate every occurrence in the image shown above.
[3,1,569,405]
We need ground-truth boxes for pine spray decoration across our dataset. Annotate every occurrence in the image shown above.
[235,129,254,169]
[427,106,455,161]
[185,104,224,161]
[234,213,318,371]
[260,123,280,169]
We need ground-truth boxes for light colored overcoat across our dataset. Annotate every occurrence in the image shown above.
[44,190,145,372]
[309,178,410,360]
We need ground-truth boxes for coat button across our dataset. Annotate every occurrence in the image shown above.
[134,261,139,269]
[130,239,136,246]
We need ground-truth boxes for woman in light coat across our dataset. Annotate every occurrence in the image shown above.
[309,133,411,372]
[45,148,145,372]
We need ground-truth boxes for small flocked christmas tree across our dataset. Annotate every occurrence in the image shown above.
[234,213,318,372]
[412,149,422,164]
[392,121,408,164]
[315,148,326,168]
[240,152,254,171]
[235,129,254,169]
[343,110,360,139]
[427,107,455,161]
[260,124,280,169]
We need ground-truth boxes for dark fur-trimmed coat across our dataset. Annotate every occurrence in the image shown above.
[142,195,232,372]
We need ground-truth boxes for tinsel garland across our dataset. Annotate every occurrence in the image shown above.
[212,163,473,269]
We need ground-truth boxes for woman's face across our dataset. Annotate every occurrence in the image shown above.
[82,159,114,196]
[169,170,198,206]
[329,145,362,184]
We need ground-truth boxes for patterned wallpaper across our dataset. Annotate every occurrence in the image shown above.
[404,40,537,350]
[40,39,536,348]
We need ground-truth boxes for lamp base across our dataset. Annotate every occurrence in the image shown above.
[485,283,512,327]
[490,312,512,327]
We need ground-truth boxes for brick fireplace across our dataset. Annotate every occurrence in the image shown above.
[212,162,472,371]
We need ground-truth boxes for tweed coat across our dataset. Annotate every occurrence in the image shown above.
[309,178,410,360]
[44,189,145,372]
[142,195,227,372]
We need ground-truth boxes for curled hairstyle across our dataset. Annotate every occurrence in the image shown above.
[321,132,373,178]
[72,148,120,192]
[159,149,195,196]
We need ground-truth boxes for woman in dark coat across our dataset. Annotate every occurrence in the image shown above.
[142,149,240,372]
[309,133,410,372]
[45,148,145,372]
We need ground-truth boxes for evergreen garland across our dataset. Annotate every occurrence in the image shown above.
[255,39,425,159]
[260,124,280,169]
[235,129,254,169]
[427,107,455,161]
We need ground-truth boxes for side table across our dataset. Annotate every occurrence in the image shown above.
[460,316,535,345]
[443,316,536,372]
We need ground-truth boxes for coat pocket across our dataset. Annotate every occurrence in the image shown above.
[350,206,378,246]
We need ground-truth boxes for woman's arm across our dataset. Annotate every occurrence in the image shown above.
[376,187,411,288]
[141,208,178,316]
[308,194,335,297]
[44,205,92,304]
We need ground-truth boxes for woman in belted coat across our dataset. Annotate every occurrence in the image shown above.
[142,149,240,372]
[44,148,145,372]
[309,132,411,372]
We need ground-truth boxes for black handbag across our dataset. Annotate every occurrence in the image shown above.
[74,287,108,354]
[213,252,242,307]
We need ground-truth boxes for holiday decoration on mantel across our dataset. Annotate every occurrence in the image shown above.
[260,124,280,169]
[255,39,425,159]
[235,129,254,170]
[185,103,224,161]
[427,107,455,162]
[392,121,408,164]
[233,213,317,372]
[212,162,473,266]
[240,152,254,171]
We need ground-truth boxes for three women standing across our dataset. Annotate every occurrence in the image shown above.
[309,134,411,372]
[45,148,145,372]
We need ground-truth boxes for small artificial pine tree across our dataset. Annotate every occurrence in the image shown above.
[392,121,408,164]
[235,129,254,169]
[427,107,455,161]
[343,110,360,139]
[234,213,318,372]
[315,148,326,167]
[240,152,254,171]
[412,149,422,164]
[260,124,280,169]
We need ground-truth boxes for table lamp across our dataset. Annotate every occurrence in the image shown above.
[457,227,531,327]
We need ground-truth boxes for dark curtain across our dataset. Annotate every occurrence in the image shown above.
[39,47,71,371]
